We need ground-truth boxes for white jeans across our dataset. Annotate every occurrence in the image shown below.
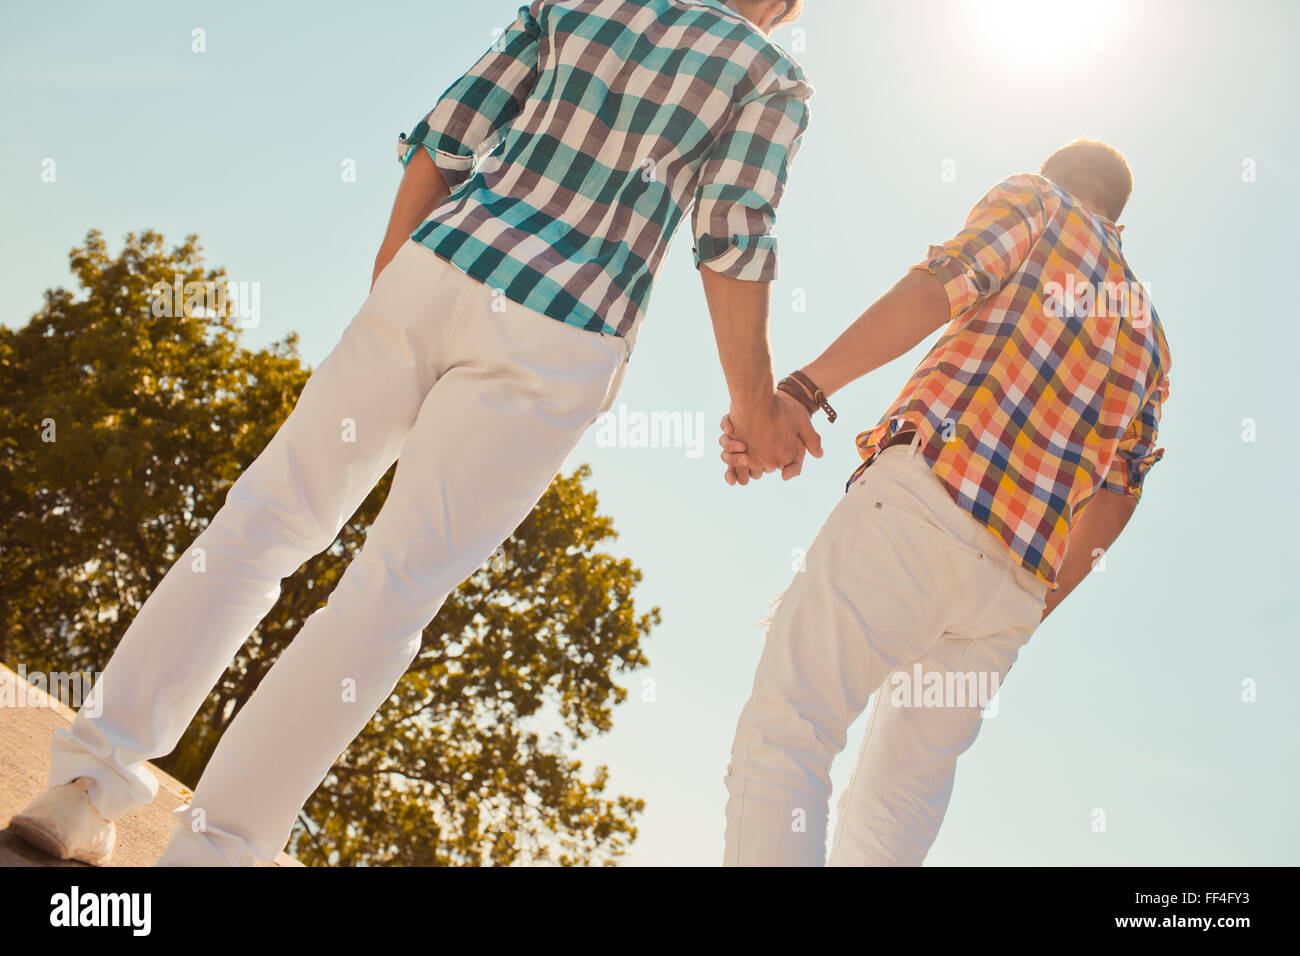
[47,240,628,865]
[723,440,1049,866]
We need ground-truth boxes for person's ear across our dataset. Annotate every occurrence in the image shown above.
[760,0,788,31]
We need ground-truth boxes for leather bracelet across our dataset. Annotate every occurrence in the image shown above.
[779,371,837,423]
[777,379,817,414]
[790,371,838,423]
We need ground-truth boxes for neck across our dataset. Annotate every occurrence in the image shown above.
[730,2,773,33]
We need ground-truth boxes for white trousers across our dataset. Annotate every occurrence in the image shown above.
[723,441,1049,866]
[48,240,628,865]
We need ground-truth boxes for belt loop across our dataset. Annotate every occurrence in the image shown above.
[907,428,921,460]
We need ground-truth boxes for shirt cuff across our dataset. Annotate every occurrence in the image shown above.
[694,234,779,282]
[1100,447,1165,500]
[914,246,1001,318]
[397,121,477,187]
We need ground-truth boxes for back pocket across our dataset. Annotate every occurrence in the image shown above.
[871,497,988,564]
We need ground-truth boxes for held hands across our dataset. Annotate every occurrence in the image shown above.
[719,391,823,486]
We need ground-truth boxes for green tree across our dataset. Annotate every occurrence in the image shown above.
[0,230,656,865]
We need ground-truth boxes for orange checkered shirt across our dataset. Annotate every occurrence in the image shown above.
[849,173,1172,589]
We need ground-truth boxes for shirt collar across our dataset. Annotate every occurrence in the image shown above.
[1093,212,1123,248]
[1048,177,1123,248]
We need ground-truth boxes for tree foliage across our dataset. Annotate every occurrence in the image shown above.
[0,231,657,865]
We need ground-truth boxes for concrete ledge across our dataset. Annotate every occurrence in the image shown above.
[0,662,302,867]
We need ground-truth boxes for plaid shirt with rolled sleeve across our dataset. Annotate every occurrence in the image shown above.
[397,0,814,342]
[849,173,1173,589]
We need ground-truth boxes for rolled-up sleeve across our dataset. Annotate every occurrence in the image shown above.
[692,62,813,282]
[1101,371,1170,501]
[398,2,544,187]
[913,174,1044,320]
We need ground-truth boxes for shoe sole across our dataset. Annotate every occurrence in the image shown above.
[9,816,111,866]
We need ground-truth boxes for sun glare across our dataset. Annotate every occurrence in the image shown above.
[962,0,1130,75]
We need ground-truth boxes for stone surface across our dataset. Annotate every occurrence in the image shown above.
[0,663,301,867]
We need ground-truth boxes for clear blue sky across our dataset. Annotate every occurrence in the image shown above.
[3,0,1297,865]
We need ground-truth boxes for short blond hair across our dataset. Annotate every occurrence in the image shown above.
[1040,138,1133,221]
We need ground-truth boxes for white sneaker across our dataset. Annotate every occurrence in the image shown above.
[10,777,116,865]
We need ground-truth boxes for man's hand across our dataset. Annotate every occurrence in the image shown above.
[720,391,822,486]
[705,268,950,488]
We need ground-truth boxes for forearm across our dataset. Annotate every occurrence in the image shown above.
[801,269,951,397]
[700,267,776,410]
[1041,489,1139,620]
[374,147,452,282]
